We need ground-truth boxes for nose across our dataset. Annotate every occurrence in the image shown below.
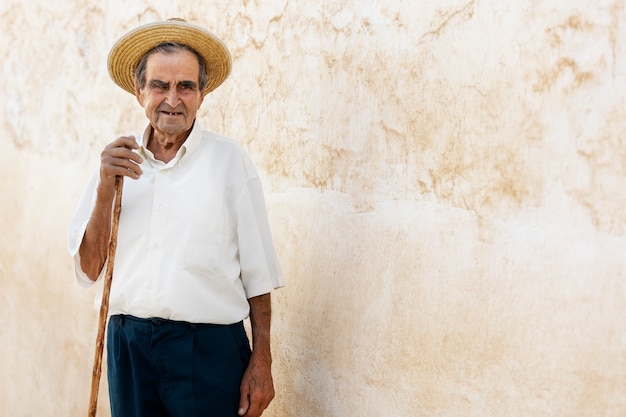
[165,86,180,107]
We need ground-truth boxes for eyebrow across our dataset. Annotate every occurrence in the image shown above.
[149,79,169,89]
[178,80,198,89]
[148,79,198,90]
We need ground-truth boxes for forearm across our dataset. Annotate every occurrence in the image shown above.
[239,293,274,416]
[79,181,116,281]
[248,293,272,363]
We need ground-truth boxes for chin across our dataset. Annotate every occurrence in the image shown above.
[156,123,188,135]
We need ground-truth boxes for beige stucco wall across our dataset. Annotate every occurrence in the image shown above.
[2,0,626,416]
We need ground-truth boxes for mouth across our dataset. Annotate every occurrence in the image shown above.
[162,111,183,116]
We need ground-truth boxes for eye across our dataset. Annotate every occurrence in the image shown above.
[178,82,197,91]
[149,80,169,91]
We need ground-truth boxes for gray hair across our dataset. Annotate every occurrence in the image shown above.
[134,42,208,92]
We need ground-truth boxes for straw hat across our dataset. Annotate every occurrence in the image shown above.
[107,18,232,95]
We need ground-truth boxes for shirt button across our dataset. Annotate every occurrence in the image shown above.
[156,204,163,210]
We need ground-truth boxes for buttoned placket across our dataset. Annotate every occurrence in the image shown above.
[146,166,170,291]
[135,139,173,309]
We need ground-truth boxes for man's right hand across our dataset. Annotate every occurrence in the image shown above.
[100,136,143,186]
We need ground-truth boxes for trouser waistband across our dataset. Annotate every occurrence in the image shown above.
[110,314,243,330]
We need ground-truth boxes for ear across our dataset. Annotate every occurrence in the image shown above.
[134,79,144,106]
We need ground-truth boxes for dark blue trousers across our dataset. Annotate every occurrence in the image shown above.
[107,315,251,417]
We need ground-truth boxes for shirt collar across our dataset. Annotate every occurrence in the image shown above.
[179,120,202,165]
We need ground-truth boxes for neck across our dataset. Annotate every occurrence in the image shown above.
[147,126,191,163]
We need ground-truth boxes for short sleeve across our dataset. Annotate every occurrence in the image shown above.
[67,170,105,287]
[235,155,284,298]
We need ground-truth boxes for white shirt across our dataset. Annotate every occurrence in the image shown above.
[67,121,284,324]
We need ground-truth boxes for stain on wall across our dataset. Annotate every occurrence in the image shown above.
[1,1,626,416]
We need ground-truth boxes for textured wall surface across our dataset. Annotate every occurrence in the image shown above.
[1,1,626,416]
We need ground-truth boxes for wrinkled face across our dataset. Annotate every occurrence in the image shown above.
[135,49,205,137]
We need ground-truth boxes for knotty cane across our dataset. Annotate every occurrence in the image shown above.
[88,176,124,417]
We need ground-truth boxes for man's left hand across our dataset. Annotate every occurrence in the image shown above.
[238,354,275,417]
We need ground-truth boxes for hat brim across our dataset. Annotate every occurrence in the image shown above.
[107,20,232,95]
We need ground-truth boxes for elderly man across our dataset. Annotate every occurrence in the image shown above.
[68,19,284,417]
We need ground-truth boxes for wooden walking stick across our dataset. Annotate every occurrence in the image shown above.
[87,175,124,417]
